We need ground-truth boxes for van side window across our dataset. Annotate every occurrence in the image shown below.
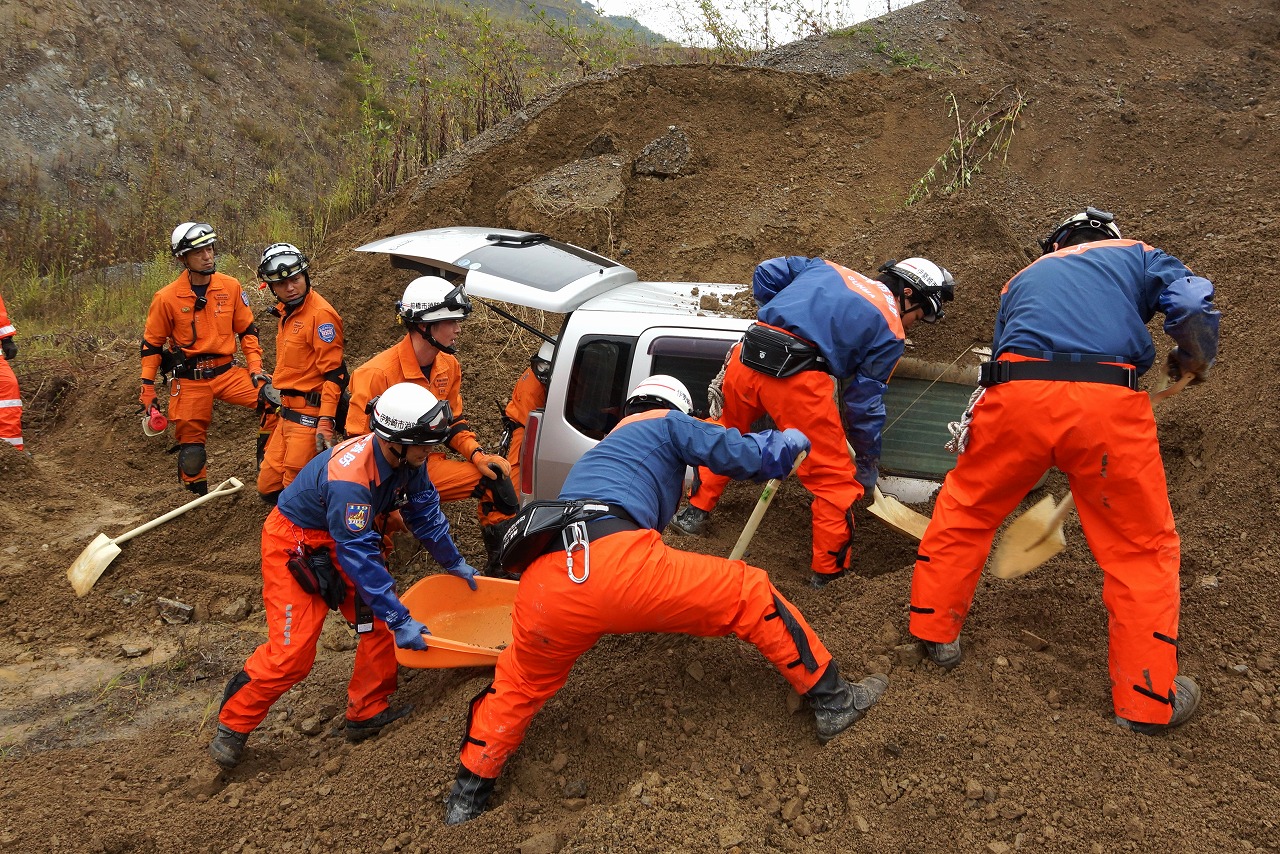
[648,335,735,419]
[566,336,636,439]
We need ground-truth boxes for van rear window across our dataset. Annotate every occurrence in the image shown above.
[648,335,735,419]
[566,336,635,439]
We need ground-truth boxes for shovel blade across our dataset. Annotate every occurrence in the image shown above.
[394,575,518,669]
[67,534,121,597]
[989,494,1068,579]
[868,487,931,541]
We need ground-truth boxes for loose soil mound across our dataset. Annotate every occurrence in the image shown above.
[2,0,1278,851]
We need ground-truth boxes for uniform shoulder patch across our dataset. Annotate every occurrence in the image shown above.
[318,322,336,343]
[345,502,372,532]
[241,291,250,306]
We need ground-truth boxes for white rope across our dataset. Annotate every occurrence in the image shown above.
[944,386,986,455]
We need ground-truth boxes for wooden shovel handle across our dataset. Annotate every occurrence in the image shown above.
[729,450,807,561]
[112,477,244,546]
[1150,372,1194,404]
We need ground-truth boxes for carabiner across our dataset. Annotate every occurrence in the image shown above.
[562,521,590,584]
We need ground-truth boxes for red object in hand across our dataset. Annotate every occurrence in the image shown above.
[144,403,169,436]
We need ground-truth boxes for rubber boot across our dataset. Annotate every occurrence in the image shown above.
[481,518,516,578]
[1116,674,1201,735]
[345,704,414,743]
[209,724,249,769]
[444,765,497,826]
[805,661,888,744]
[921,637,963,671]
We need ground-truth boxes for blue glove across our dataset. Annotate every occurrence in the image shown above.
[780,428,811,461]
[854,455,879,496]
[391,616,431,651]
[447,559,480,591]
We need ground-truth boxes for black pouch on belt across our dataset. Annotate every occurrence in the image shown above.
[286,545,348,611]
[739,324,830,378]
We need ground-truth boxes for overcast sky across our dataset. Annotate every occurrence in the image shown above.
[593,0,921,48]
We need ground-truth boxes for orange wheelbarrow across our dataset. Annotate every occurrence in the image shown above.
[394,574,518,668]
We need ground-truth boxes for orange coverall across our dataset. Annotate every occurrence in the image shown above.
[141,270,264,490]
[346,335,507,525]
[502,366,548,490]
[257,289,345,495]
[0,291,22,450]
[689,340,864,576]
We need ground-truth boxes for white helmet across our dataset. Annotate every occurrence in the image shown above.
[626,374,693,415]
[531,338,556,384]
[397,276,473,325]
[170,222,217,257]
[879,257,955,323]
[258,242,310,284]
[370,383,453,446]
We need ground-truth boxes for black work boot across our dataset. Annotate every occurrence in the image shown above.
[670,505,711,536]
[444,765,497,826]
[209,724,250,769]
[920,637,963,671]
[1116,675,1202,735]
[345,704,413,743]
[809,569,847,589]
[805,662,889,744]
[480,519,516,578]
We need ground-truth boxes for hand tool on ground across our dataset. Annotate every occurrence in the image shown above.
[989,374,1194,579]
[395,574,519,668]
[729,450,807,561]
[845,440,932,540]
[141,403,169,437]
[68,477,244,596]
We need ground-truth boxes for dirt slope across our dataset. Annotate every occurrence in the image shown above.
[3,0,1279,851]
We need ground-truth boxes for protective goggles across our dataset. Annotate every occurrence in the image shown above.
[258,250,309,285]
[400,284,473,322]
[177,223,217,254]
[371,397,454,446]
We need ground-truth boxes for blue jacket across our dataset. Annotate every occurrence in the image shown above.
[277,434,463,628]
[753,256,906,464]
[995,239,1219,372]
[560,409,800,530]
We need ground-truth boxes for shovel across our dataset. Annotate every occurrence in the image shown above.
[868,486,931,540]
[988,373,1194,579]
[67,477,244,596]
[729,450,807,561]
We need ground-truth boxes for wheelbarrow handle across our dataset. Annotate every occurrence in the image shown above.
[112,477,245,546]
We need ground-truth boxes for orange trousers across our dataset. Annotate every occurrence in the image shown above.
[459,528,832,778]
[257,404,321,496]
[168,366,260,488]
[428,452,511,527]
[217,508,399,733]
[0,356,21,450]
[908,373,1182,724]
[690,346,862,576]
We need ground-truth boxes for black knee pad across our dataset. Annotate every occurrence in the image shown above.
[178,443,207,477]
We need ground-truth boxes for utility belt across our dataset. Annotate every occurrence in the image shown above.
[497,500,637,581]
[739,323,831,378]
[278,406,320,429]
[979,349,1137,390]
[278,387,324,407]
[172,356,233,381]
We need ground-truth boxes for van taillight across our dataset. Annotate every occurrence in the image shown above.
[520,410,541,496]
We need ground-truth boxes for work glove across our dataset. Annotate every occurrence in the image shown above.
[780,428,811,461]
[854,455,879,497]
[446,559,480,591]
[472,451,511,479]
[390,616,431,651]
[1,337,15,361]
[315,416,336,453]
[1166,347,1210,385]
[139,382,157,410]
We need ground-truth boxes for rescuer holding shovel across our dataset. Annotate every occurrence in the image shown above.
[443,375,888,825]
[210,383,479,769]
[346,276,519,570]
[672,254,956,588]
[139,222,269,495]
[254,242,349,504]
[908,207,1220,735]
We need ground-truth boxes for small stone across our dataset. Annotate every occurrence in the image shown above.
[1125,815,1145,840]
[781,797,804,821]
[1102,800,1120,818]
[894,642,925,665]
[686,660,705,681]
[1019,630,1049,651]
[561,797,588,811]
[1199,576,1219,588]
[563,779,587,799]
[636,740,647,759]
[519,831,561,854]
[549,752,569,773]
[297,715,325,736]
[157,596,194,624]
[987,843,1010,853]
[965,779,985,800]
[855,815,870,832]
[121,643,151,658]
[791,816,813,837]
[717,827,745,848]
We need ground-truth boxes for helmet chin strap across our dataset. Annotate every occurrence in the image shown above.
[414,323,457,355]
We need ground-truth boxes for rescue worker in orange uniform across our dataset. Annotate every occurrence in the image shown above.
[497,339,553,504]
[908,207,1219,735]
[443,375,889,825]
[672,255,955,587]
[346,276,517,568]
[140,222,268,495]
[210,383,480,769]
[254,243,349,504]
[0,289,23,451]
